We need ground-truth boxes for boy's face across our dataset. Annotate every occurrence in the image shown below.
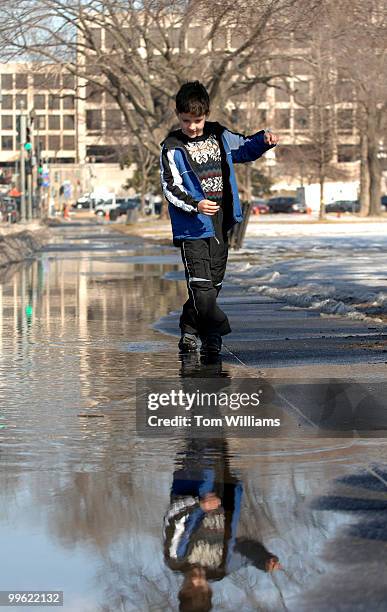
[176,111,208,138]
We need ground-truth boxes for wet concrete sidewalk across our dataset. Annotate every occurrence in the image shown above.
[0,219,386,611]
[157,283,387,372]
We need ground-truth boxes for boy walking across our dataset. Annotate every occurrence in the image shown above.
[160,81,278,354]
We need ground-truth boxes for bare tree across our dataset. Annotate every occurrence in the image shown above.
[284,4,344,219]
[329,0,387,216]
[0,0,314,202]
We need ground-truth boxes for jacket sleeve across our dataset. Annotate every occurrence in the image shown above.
[224,128,276,164]
[233,537,279,572]
[163,496,204,562]
[160,145,200,213]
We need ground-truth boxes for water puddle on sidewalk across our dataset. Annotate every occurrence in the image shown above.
[0,221,386,611]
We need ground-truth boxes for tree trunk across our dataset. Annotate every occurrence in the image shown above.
[359,130,370,216]
[140,180,147,215]
[160,198,169,220]
[318,170,325,220]
[367,109,382,217]
[245,164,252,202]
[138,164,148,215]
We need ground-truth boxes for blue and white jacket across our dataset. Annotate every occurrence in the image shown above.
[160,121,276,241]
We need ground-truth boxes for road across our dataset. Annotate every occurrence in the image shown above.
[0,218,386,611]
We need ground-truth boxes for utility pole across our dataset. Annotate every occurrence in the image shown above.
[27,111,35,220]
[19,109,27,223]
[27,171,33,220]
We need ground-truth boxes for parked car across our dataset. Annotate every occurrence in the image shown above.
[251,198,270,215]
[144,194,162,215]
[325,200,360,213]
[267,196,306,213]
[116,197,141,216]
[93,194,118,216]
[381,195,387,211]
[72,195,91,210]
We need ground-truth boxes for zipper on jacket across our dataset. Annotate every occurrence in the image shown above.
[171,144,217,238]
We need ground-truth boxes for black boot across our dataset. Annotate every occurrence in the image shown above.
[178,333,198,353]
[200,334,222,354]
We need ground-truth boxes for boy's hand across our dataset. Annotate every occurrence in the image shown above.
[265,556,282,572]
[200,493,221,512]
[264,130,279,146]
[198,199,220,215]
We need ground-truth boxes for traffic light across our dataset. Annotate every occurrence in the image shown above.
[24,126,32,152]
[24,124,33,174]
[37,163,43,187]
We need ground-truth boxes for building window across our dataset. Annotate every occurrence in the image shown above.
[1,115,13,130]
[62,74,75,89]
[33,74,48,88]
[294,109,309,130]
[45,73,61,89]
[270,58,291,74]
[187,26,201,49]
[90,28,102,48]
[1,95,13,109]
[336,80,353,103]
[36,115,46,130]
[33,73,60,89]
[257,109,267,125]
[252,83,267,105]
[292,59,313,75]
[337,109,354,132]
[1,74,13,90]
[293,32,311,49]
[230,31,244,49]
[105,91,117,104]
[36,135,47,151]
[123,28,140,49]
[1,135,13,150]
[15,94,27,109]
[86,82,102,103]
[48,115,61,130]
[86,109,102,131]
[212,30,227,51]
[63,115,75,130]
[338,145,359,162]
[105,109,122,130]
[274,81,291,102]
[275,144,314,163]
[33,94,46,109]
[15,73,28,89]
[48,135,61,150]
[86,145,118,162]
[48,94,60,110]
[148,26,164,48]
[63,135,75,150]
[63,95,75,110]
[105,30,117,49]
[230,108,247,127]
[166,27,180,48]
[293,80,309,104]
[275,109,290,130]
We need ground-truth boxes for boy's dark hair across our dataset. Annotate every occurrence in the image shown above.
[178,585,212,612]
[176,81,210,116]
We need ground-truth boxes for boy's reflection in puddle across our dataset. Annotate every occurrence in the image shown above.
[163,354,281,611]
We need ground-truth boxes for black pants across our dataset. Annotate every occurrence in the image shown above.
[179,216,231,337]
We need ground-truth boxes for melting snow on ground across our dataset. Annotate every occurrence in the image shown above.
[228,222,387,323]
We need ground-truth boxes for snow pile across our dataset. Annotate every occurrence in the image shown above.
[228,232,387,323]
